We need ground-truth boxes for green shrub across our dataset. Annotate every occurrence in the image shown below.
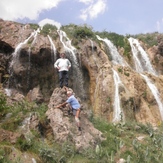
[62,24,94,37]
[0,93,10,117]
[29,24,39,30]
[132,32,160,48]
[95,31,125,48]
[40,24,57,36]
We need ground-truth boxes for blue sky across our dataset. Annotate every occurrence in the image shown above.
[0,0,163,35]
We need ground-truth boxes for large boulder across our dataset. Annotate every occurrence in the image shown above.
[46,87,104,151]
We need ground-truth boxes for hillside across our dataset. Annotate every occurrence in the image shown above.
[1,19,163,162]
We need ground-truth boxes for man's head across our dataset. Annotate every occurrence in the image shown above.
[67,90,73,96]
[60,53,66,58]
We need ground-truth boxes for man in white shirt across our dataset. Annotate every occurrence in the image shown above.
[54,53,71,88]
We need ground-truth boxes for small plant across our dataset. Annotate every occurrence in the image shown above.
[16,137,33,151]
[118,68,123,73]
[143,91,147,99]
[29,24,39,30]
[106,96,111,103]
[0,148,10,163]
[40,24,57,36]
[0,93,10,117]
[124,72,130,76]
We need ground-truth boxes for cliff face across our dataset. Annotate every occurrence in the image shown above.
[1,19,163,125]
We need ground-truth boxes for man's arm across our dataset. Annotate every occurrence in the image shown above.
[54,59,60,69]
[56,101,67,108]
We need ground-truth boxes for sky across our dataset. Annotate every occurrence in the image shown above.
[0,0,163,35]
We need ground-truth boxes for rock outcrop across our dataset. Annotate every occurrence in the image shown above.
[1,19,163,126]
[46,87,104,150]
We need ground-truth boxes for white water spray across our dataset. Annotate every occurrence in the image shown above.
[128,37,157,75]
[96,35,127,66]
[48,35,56,62]
[57,30,77,61]
[11,28,40,67]
[57,29,85,98]
[141,74,163,120]
[112,69,124,122]
[27,28,40,88]
[129,37,163,120]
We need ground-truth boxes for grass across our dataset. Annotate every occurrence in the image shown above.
[1,94,163,162]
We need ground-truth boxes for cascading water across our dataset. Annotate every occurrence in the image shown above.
[11,28,40,65]
[10,32,33,71]
[48,35,56,63]
[57,30,77,61]
[96,35,128,66]
[27,29,39,89]
[128,37,157,76]
[8,29,40,91]
[96,35,127,122]
[129,37,163,120]
[4,88,12,96]
[112,68,125,122]
[57,29,85,99]
[141,74,163,120]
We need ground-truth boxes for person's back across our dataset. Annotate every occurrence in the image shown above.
[66,94,80,110]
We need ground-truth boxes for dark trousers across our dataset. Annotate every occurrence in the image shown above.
[59,71,69,88]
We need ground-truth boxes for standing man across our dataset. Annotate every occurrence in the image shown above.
[54,52,71,88]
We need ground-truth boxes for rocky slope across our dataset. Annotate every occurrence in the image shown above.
[1,19,163,126]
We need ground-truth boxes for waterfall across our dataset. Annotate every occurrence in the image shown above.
[57,30,77,61]
[10,32,34,68]
[8,28,40,90]
[112,68,124,122]
[96,35,127,66]
[141,74,163,120]
[48,35,57,63]
[27,29,39,89]
[11,28,40,66]
[12,29,39,58]
[96,35,125,121]
[128,37,157,75]
[4,88,12,96]
[129,37,163,120]
[57,29,85,98]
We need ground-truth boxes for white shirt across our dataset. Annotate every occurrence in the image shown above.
[54,58,71,71]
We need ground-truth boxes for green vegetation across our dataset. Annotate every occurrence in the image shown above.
[95,31,131,59]
[131,32,160,48]
[1,93,163,162]
[0,93,10,117]
[61,24,95,39]
[40,24,58,36]
[29,23,39,30]
[59,24,96,49]
[95,31,125,48]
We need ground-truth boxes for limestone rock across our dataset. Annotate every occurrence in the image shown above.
[46,88,104,150]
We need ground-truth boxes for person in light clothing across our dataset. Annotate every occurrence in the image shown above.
[56,89,81,132]
[54,53,71,88]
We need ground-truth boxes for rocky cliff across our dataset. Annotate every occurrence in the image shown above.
[1,19,163,126]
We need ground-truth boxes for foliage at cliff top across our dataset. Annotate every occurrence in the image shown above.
[132,32,163,48]
[28,22,163,49]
